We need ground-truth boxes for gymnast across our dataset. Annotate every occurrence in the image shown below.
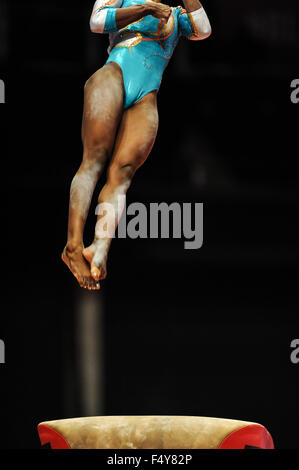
[62,0,211,290]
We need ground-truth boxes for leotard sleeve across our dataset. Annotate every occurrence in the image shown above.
[178,6,211,41]
[90,0,124,33]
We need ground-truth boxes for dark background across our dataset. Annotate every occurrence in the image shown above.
[0,0,298,449]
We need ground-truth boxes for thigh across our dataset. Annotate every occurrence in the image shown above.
[109,91,159,170]
[82,62,125,155]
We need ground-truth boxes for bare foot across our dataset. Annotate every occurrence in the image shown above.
[61,245,100,290]
[83,243,107,282]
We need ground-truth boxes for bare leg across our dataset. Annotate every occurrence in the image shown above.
[83,91,159,281]
[62,63,124,289]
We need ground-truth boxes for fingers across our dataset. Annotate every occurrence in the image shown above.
[158,14,170,25]
[161,5,171,18]
[151,4,171,22]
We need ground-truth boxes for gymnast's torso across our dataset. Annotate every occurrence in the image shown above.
[91,0,204,108]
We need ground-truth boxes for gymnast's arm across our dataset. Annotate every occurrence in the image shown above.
[181,0,212,40]
[90,0,171,34]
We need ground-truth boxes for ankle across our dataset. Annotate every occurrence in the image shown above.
[65,241,83,254]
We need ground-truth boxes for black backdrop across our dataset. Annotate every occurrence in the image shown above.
[0,0,298,449]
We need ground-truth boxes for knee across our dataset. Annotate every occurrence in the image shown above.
[107,162,137,187]
[78,147,108,181]
[84,143,109,167]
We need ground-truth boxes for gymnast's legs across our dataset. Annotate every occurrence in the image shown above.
[62,63,123,290]
[83,88,159,283]
[62,62,159,289]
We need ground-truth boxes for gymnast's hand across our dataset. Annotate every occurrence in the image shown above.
[146,2,172,24]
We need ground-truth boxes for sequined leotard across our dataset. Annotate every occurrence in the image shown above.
[90,0,211,108]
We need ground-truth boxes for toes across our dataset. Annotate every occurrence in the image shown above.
[87,277,101,291]
[89,279,99,291]
[91,263,101,282]
[77,274,100,290]
[91,278,101,290]
[62,247,100,290]
[90,279,100,290]
[79,276,90,290]
[87,278,95,291]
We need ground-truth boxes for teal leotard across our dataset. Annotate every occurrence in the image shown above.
[93,0,198,109]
